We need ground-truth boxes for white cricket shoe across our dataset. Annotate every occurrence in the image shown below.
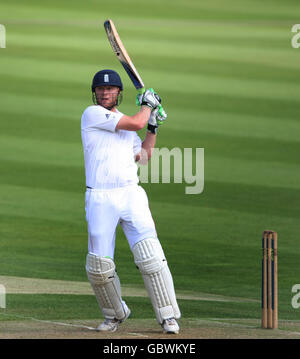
[96,318,120,332]
[162,318,180,334]
[96,306,131,332]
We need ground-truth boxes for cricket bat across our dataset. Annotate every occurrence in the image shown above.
[104,19,145,94]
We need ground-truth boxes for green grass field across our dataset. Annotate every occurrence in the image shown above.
[1,0,300,338]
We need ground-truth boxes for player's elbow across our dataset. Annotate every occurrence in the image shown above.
[135,121,145,131]
[126,121,144,131]
[116,116,146,131]
[131,117,146,131]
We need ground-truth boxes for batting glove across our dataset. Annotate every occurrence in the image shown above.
[136,88,161,109]
[147,106,167,134]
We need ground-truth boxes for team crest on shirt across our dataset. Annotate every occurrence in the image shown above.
[105,113,111,119]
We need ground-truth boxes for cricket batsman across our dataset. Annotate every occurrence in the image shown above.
[81,69,181,334]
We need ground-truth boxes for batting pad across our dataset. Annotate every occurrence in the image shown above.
[132,238,181,324]
[86,254,126,320]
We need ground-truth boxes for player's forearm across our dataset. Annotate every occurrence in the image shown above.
[139,131,156,164]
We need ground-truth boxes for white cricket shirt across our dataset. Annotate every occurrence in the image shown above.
[81,105,142,189]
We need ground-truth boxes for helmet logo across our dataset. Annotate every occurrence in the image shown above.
[104,74,109,82]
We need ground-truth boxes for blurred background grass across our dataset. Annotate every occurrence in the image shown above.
[0,0,300,323]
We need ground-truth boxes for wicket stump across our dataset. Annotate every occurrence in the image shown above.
[261,230,278,329]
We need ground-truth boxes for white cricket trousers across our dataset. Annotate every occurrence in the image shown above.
[85,184,158,259]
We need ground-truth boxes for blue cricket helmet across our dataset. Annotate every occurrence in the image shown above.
[91,69,123,92]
